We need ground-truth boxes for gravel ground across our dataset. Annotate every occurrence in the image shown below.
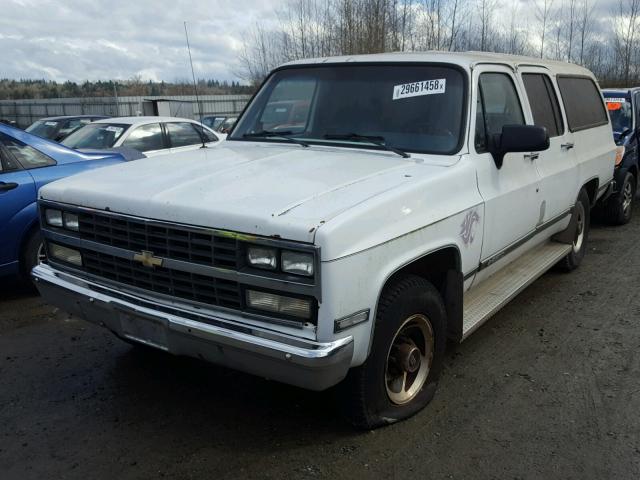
[1,216,639,480]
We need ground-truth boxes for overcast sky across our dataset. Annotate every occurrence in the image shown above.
[0,0,282,83]
[0,0,620,83]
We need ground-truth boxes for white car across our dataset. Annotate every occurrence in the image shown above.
[34,52,615,429]
[61,116,225,157]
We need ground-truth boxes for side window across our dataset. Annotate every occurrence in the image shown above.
[166,122,205,148]
[557,76,608,131]
[635,93,640,127]
[522,73,564,137]
[0,134,56,169]
[121,123,164,152]
[475,73,525,152]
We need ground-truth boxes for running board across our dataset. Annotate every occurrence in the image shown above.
[462,241,572,340]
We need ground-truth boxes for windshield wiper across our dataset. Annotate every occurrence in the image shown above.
[322,133,410,158]
[243,130,309,147]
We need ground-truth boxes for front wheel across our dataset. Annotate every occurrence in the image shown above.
[558,188,590,272]
[339,275,446,429]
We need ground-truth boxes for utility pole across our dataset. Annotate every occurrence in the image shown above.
[113,82,119,116]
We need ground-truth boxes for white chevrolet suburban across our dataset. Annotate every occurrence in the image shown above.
[32,52,616,429]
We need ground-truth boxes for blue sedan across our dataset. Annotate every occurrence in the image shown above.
[0,124,130,282]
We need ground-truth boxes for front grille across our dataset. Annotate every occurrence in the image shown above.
[77,211,239,270]
[82,250,242,310]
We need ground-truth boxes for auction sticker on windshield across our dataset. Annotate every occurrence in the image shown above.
[393,79,446,100]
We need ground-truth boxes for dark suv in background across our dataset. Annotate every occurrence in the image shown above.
[601,88,640,224]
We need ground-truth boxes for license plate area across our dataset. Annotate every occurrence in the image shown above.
[118,307,169,350]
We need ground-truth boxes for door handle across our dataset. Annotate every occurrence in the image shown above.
[0,182,18,193]
[524,152,539,161]
[561,142,574,150]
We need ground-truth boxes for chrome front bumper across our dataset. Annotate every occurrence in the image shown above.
[32,264,353,391]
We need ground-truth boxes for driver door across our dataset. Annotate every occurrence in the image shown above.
[472,65,543,276]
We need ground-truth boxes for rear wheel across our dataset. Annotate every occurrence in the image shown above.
[558,188,590,272]
[339,275,446,429]
[605,171,635,225]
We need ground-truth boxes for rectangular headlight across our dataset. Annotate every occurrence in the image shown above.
[63,212,79,231]
[45,209,63,227]
[49,243,82,266]
[246,290,311,319]
[247,246,277,270]
[281,250,314,276]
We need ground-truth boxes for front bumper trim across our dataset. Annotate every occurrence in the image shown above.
[32,264,353,391]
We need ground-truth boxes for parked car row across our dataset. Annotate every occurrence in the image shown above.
[61,117,224,156]
[25,115,109,142]
[0,114,226,282]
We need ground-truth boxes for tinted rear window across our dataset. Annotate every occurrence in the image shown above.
[557,76,607,131]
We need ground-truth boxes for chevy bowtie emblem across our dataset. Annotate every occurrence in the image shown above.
[133,250,163,268]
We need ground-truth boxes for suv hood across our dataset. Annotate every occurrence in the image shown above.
[40,143,451,243]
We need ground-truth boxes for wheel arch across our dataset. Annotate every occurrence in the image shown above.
[373,245,464,347]
[582,177,599,207]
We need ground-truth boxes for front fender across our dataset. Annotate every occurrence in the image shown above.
[319,204,483,366]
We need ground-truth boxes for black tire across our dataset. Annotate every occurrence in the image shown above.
[19,228,44,285]
[339,275,447,429]
[604,171,635,225]
[558,188,590,272]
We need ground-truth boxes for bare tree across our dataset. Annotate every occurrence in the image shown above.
[476,0,497,51]
[613,0,640,84]
[235,0,640,87]
[536,0,554,57]
[566,0,577,61]
[577,0,595,65]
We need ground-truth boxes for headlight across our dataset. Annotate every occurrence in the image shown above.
[281,250,314,276]
[48,243,82,266]
[247,246,277,270]
[63,212,79,231]
[615,145,625,166]
[45,209,63,227]
[246,290,311,319]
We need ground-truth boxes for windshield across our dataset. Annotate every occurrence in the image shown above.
[230,64,466,155]
[61,123,130,149]
[26,120,61,139]
[603,93,632,134]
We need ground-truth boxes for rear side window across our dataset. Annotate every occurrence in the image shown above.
[122,123,164,152]
[522,74,564,137]
[475,73,525,153]
[557,76,607,131]
[0,134,56,169]
[166,122,205,148]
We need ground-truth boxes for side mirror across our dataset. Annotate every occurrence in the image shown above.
[491,124,550,169]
